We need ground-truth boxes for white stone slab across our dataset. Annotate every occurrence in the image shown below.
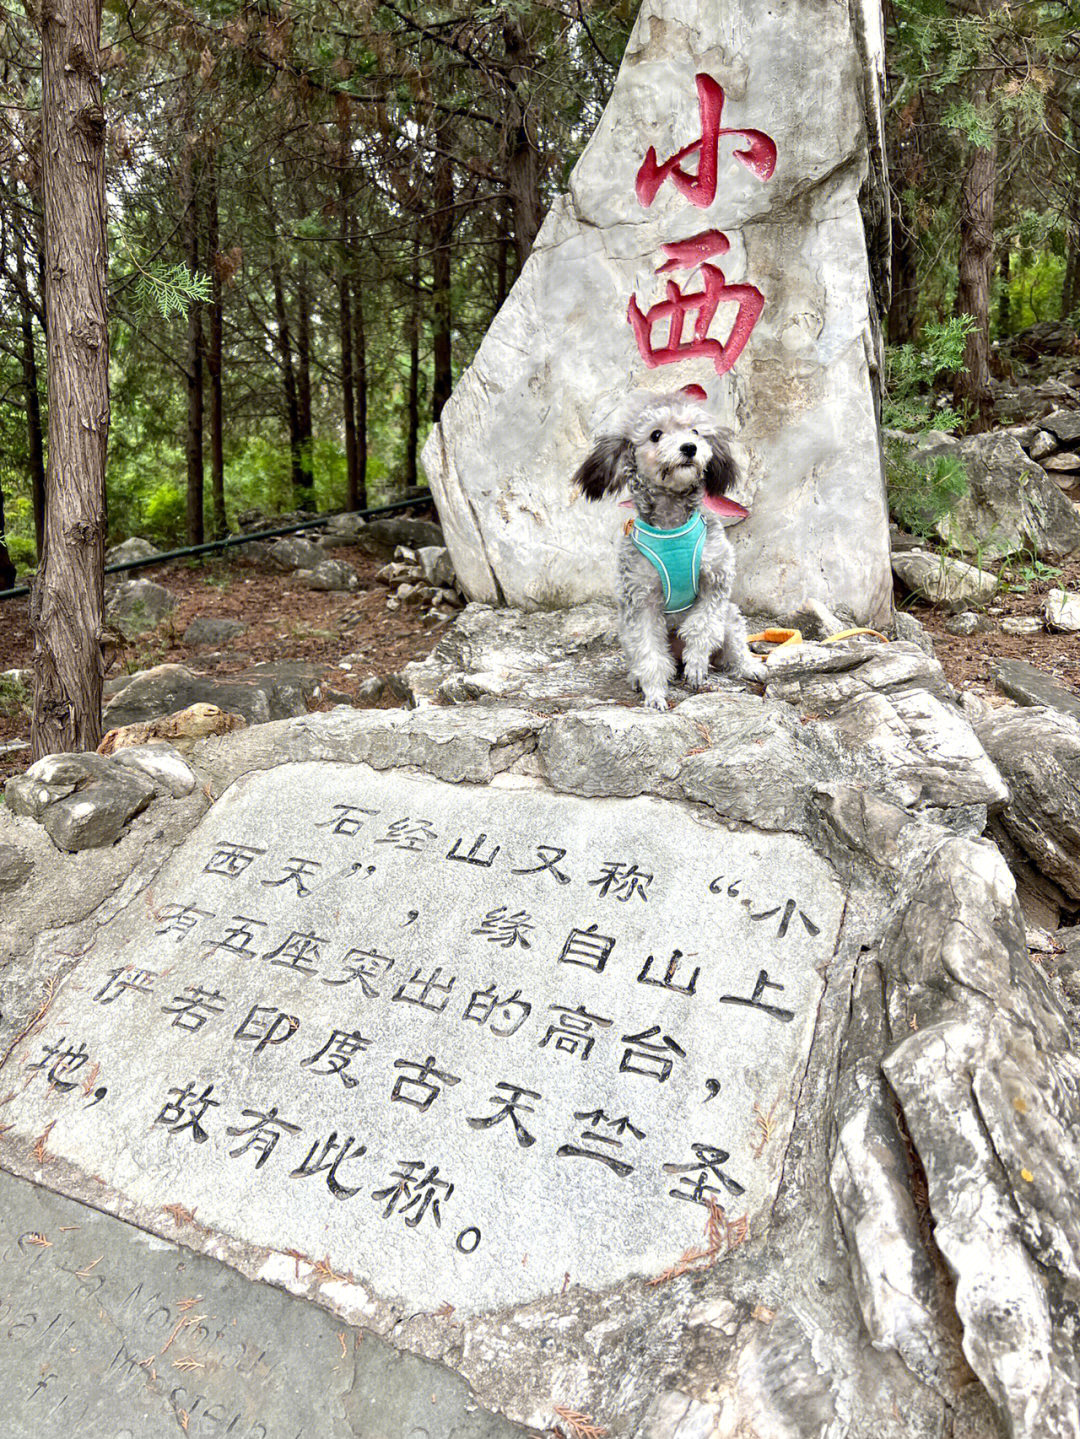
[0,763,844,1315]
[422,0,892,626]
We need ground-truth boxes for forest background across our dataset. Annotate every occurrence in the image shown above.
[0,0,1078,583]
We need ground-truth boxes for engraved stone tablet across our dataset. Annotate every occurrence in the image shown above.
[1,762,843,1314]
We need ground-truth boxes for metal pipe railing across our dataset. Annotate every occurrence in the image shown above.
[0,491,435,603]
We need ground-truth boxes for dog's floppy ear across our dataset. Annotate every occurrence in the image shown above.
[703,432,738,499]
[574,434,632,501]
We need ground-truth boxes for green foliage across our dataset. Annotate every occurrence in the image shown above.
[886,445,969,541]
[883,315,974,432]
[0,674,29,718]
[143,483,187,545]
[997,550,1062,594]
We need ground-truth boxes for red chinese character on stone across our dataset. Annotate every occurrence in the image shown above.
[627,230,764,376]
[636,74,777,209]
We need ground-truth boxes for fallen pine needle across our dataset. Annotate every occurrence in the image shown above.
[81,1062,101,1097]
[338,1332,347,1360]
[27,1232,51,1247]
[172,1358,204,1372]
[75,1256,102,1278]
[162,1203,197,1226]
[32,1120,56,1163]
[551,1404,609,1439]
[176,1295,202,1312]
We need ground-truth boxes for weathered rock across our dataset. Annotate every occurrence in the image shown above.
[1027,430,1058,461]
[945,610,989,636]
[0,841,33,893]
[920,430,1080,561]
[98,701,246,755]
[41,769,156,852]
[355,675,384,704]
[992,378,1077,425]
[1001,615,1044,636]
[1042,408,1080,446]
[1041,450,1080,472]
[974,704,1080,900]
[375,561,418,584]
[182,616,247,646]
[104,536,160,567]
[266,535,324,571]
[422,0,893,628]
[108,742,199,797]
[293,559,360,592]
[891,547,997,607]
[102,663,310,730]
[1045,587,1080,632]
[104,578,176,637]
[5,752,118,820]
[991,658,1080,724]
[323,511,368,540]
[353,516,444,556]
[417,545,457,588]
[893,610,937,654]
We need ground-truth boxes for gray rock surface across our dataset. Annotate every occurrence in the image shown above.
[891,547,997,606]
[1046,587,1080,632]
[294,558,360,591]
[266,535,324,571]
[1042,408,1080,445]
[104,536,160,566]
[991,657,1080,723]
[922,430,1080,560]
[2,605,1078,1439]
[893,609,937,653]
[354,516,444,556]
[104,578,176,637]
[0,1167,528,1439]
[4,751,160,853]
[974,704,1080,900]
[102,662,312,730]
[422,0,893,628]
[418,544,457,587]
[183,615,247,645]
[109,741,199,797]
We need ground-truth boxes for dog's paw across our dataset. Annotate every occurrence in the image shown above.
[642,691,670,712]
[683,661,713,692]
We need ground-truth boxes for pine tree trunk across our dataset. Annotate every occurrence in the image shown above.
[295,266,315,511]
[206,158,226,538]
[337,162,359,510]
[15,234,47,560]
[183,140,205,545]
[953,81,997,430]
[430,143,454,421]
[1063,224,1080,320]
[271,254,304,500]
[997,247,1010,335]
[30,0,109,758]
[887,196,920,346]
[404,232,421,493]
[352,278,368,509]
[0,481,15,592]
[503,19,542,267]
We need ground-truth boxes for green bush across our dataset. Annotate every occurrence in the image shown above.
[885,442,969,540]
[142,482,187,545]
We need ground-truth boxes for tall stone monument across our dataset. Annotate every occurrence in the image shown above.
[422,0,893,627]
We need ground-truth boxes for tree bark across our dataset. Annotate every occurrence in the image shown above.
[503,19,542,268]
[953,79,997,430]
[30,0,109,757]
[0,482,15,592]
[295,265,315,510]
[997,247,1010,335]
[404,230,421,492]
[1063,222,1080,321]
[270,253,304,500]
[206,157,226,538]
[183,138,205,545]
[352,276,368,509]
[339,251,359,511]
[430,144,454,421]
[15,232,47,559]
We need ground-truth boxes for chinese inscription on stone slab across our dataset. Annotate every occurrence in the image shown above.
[0,764,844,1313]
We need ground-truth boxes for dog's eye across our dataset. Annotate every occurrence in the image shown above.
[649,429,662,443]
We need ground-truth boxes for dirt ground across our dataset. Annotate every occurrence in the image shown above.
[3,538,1080,782]
[0,535,442,781]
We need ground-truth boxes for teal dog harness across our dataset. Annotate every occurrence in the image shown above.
[630,512,707,614]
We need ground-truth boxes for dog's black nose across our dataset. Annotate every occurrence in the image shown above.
[679,442,697,458]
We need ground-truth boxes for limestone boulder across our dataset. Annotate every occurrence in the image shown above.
[266,535,323,571]
[1045,588,1080,633]
[891,547,997,607]
[974,705,1080,900]
[353,516,444,557]
[4,752,156,852]
[921,430,1080,561]
[422,0,892,627]
[105,536,160,567]
[991,658,1080,724]
[183,616,247,646]
[293,558,360,592]
[105,578,176,637]
[102,663,312,731]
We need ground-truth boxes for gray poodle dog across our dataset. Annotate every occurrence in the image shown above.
[574,390,763,710]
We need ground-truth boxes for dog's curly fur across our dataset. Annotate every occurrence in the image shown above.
[574,390,762,710]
